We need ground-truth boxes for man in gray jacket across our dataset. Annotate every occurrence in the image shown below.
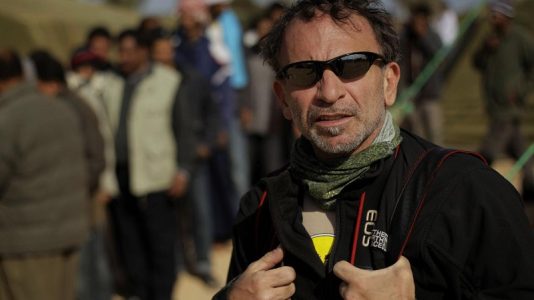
[0,49,89,300]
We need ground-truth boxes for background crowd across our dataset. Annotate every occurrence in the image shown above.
[0,0,533,299]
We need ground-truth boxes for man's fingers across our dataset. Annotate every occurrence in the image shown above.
[333,260,362,281]
[247,247,285,273]
[270,282,296,300]
[333,257,415,300]
[339,282,348,298]
[394,256,411,269]
[265,266,296,287]
[334,257,413,281]
[390,256,414,287]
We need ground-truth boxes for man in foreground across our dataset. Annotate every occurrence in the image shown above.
[214,0,534,299]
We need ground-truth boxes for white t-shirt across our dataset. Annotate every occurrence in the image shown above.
[301,195,336,264]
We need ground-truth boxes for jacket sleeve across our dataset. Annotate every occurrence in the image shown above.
[412,159,534,299]
[417,29,443,59]
[518,29,534,95]
[76,95,106,196]
[0,125,14,199]
[212,186,264,300]
[173,78,197,175]
[199,75,221,149]
[472,35,492,71]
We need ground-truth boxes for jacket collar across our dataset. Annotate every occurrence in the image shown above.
[262,170,327,278]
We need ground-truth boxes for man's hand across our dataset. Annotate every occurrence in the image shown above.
[168,171,189,198]
[196,144,211,160]
[228,248,296,300]
[216,130,229,149]
[240,107,253,130]
[333,256,415,300]
[94,190,112,204]
[485,35,501,50]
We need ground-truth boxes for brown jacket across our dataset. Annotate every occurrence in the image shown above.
[0,83,89,255]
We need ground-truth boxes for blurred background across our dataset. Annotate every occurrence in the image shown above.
[2,0,533,144]
[1,0,533,148]
[0,0,533,299]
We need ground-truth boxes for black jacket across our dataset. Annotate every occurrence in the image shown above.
[214,131,534,299]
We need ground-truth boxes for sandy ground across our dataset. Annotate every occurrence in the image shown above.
[173,242,233,300]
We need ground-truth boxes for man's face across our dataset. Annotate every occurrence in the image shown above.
[152,38,175,67]
[89,36,111,60]
[209,4,225,19]
[273,13,400,160]
[118,36,148,75]
[37,81,61,97]
[490,10,510,32]
[411,14,429,36]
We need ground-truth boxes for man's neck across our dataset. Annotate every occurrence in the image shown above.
[0,78,23,95]
[125,61,151,82]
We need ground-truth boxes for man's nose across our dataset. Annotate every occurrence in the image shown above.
[316,69,346,104]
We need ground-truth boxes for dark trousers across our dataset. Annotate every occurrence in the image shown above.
[108,165,177,300]
[208,149,238,241]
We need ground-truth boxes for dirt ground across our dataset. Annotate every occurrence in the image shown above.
[173,242,233,300]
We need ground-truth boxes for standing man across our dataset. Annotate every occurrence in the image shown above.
[400,3,444,145]
[473,0,534,206]
[150,27,221,286]
[30,49,112,300]
[75,26,114,71]
[214,0,534,299]
[0,49,89,300]
[206,0,251,202]
[103,29,196,300]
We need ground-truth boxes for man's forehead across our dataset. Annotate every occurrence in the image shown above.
[287,12,370,34]
[279,13,378,62]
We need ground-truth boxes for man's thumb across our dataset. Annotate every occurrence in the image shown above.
[249,247,284,273]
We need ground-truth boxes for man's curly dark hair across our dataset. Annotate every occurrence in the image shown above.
[260,0,400,72]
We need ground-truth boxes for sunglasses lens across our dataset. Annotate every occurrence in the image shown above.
[338,55,372,80]
[279,52,383,88]
[285,62,318,87]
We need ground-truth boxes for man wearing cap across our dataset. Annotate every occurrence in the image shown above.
[473,0,534,214]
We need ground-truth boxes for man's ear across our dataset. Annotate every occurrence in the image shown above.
[273,80,293,120]
[383,62,401,107]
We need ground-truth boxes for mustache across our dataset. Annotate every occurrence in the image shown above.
[308,106,358,122]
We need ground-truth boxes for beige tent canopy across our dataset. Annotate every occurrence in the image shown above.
[0,0,139,63]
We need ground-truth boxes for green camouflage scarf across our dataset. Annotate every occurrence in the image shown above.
[289,111,401,211]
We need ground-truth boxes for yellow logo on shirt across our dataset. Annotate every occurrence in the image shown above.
[311,234,335,264]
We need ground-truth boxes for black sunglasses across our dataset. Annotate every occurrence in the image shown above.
[276,51,386,88]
